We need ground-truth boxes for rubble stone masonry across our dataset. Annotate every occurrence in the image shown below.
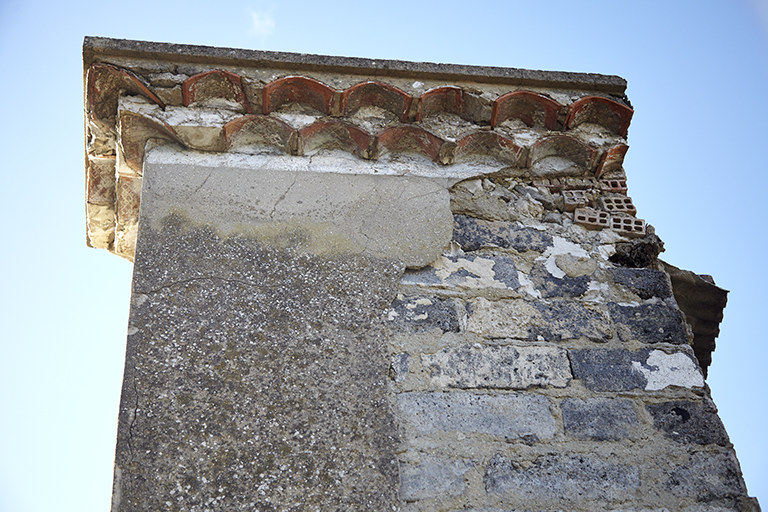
[82,38,759,511]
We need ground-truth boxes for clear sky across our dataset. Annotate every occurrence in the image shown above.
[1,1,766,510]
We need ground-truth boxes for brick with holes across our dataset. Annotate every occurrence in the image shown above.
[574,207,610,230]
[599,196,637,215]
[611,216,646,237]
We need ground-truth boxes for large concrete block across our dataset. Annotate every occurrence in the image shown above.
[467,298,611,341]
[421,344,571,389]
[396,391,557,442]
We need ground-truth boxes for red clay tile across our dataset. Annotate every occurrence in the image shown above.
[87,156,116,204]
[455,131,523,166]
[491,91,561,130]
[565,96,633,137]
[300,120,373,159]
[528,135,598,173]
[118,112,183,175]
[223,114,297,154]
[376,126,444,161]
[87,63,166,124]
[116,175,142,227]
[182,70,252,113]
[574,207,610,230]
[596,143,629,177]
[341,81,412,122]
[416,87,467,121]
[262,76,335,115]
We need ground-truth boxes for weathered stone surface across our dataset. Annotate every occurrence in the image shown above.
[467,298,611,341]
[666,452,748,502]
[453,214,552,252]
[391,352,411,383]
[142,145,452,268]
[388,295,460,333]
[612,267,673,300]
[485,453,641,502]
[396,391,557,441]
[570,348,704,392]
[528,262,590,298]
[421,344,571,389]
[401,456,474,501]
[561,398,638,440]
[401,253,520,290]
[647,400,730,445]
[609,303,689,344]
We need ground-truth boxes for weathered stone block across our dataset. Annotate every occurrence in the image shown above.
[401,253,520,291]
[561,398,638,440]
[421,344,571,389]
[528,262,590,298]
[400,456,474,501]
[453,214,552,252]
[612,267,673,300]
[647,400,729,445]
[609,303,688,344]
[388,295,460,333]
[666,452,748,502]
[391,352,411,383]
[467,298,611,341]
[396,391,557,442]
[485,453,640,502]
[570,348,704,392]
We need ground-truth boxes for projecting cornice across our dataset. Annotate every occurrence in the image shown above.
[83,37,634,261]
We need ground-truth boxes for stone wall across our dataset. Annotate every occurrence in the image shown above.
[82,38,759,512]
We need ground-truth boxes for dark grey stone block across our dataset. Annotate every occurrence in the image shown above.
[609,303,688,344]
[667,452,748,502]
[647,400,730,445]
[387,295,460,333]
[530,301,611,342]
[529,262,590,298]
[561,398,638,440]
[612,267,673,300]
[401,253,519,290]
[569,348,647,391]
[485,453,640,502]
[453,214,552,253]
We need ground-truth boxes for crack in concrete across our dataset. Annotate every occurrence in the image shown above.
[186,171,212,200]
[269,172,298,219]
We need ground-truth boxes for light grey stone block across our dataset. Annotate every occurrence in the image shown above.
[396,391,556,442]
[561,398,638,440]
[421,344,571,389]
[400,456,474,501]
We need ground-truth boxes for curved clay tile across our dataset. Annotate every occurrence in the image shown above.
[182,70,252,113]
[87,63,166,124]
[491,91,561,130]
[262,76,335,115]
[341,81,412,122]
[224,115,297,154]
[376,126,444,162]
[528,134,598,175]
[417,86,467,121]
[300,120,373,159]
[118,112,183,175]
[565,96,633,137]
[455,131,523,166]
[595,143,629,178]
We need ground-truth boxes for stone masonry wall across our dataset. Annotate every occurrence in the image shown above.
[387,175,758,511]
[83,38,759,512]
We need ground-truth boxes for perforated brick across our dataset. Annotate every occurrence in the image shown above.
[532,178,565,191]
[610,216,646,237]
[600,179,628,195]
[573,208,609,230]
[562,190,591,212]
[599,196,637,215]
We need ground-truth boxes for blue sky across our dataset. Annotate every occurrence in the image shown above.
[1,1,766,510]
